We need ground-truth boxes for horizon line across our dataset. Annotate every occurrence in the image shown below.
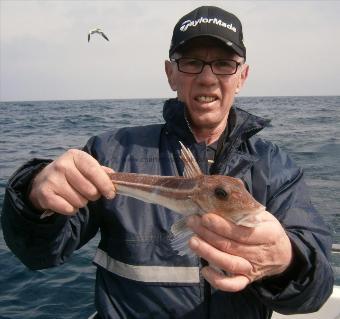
[1,94,339,103]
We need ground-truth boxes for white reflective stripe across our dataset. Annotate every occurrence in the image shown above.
[88,312,97,319]
[93,248,200,284]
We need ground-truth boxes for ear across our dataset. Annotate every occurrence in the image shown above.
[165,60,177,91]
[235,64,249,94]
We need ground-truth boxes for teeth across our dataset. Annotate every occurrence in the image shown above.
[196,96,216,103]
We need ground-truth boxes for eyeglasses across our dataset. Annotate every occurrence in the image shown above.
[171,57,241,75]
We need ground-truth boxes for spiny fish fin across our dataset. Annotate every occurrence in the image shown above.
[169,217,196,258]
[179,141,203,178]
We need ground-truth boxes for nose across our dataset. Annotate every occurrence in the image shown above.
[196,64,218,86]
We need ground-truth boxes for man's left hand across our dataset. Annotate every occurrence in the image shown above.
[187,212,293,292]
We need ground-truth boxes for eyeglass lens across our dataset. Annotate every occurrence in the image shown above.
[177,58,238,75]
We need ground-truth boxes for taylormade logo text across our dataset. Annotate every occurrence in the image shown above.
[180,17,237,32]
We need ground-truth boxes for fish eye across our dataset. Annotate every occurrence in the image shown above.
[214,187,228,199]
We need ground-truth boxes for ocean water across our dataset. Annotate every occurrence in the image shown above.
[0,96,339,318]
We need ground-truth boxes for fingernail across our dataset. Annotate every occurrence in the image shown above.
[105,189,116,200]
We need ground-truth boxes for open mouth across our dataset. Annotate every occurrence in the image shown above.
[195,96,218,103]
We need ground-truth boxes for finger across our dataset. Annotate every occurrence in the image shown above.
[199,213,276,245]
[38,178,88,215]
[189,236,252,275]
[40,193,78,216]
[101,166,115,174]
[101,166,117,192]
[201,266,250,292]
[187,214,249,242]
[72,151,116,199]
[187,215,257,257]
[65,166,101,201]
[56,183,89,210]
[41,180,88,212]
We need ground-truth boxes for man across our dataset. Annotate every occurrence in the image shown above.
[1,6,333,319]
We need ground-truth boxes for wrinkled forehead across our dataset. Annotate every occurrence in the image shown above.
[173,36,240,59]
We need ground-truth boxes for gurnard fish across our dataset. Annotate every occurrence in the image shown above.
[108,142,266,255]
[41,143,265,254]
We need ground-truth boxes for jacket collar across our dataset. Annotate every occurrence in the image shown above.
[163,98,270,176]
[163,98,195,145]
[163,98,269,146]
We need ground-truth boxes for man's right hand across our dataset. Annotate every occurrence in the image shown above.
[28,149,116,215]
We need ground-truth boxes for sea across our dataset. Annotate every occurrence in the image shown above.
[0,96,339,319]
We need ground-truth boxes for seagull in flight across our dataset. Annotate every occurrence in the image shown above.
[88,28,109,42]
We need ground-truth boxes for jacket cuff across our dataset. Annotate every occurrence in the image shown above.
[4,158,67,226]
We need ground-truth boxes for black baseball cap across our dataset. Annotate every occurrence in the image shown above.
[169,6,246,59]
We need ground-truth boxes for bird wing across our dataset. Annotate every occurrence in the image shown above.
[100,32,109,41]
[88,33,91,42]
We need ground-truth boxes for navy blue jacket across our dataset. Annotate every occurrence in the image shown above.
[2,99,333,318]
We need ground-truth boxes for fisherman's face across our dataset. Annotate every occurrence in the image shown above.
[165,38,249,132]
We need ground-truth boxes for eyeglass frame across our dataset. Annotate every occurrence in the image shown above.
[170,57,242,75]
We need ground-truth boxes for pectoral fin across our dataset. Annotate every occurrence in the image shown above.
[169,217,196,258]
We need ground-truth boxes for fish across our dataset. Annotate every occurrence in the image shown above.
[107,142,266,255]
[41,142,265,255]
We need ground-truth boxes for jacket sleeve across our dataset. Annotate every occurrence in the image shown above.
[1,155,100,270]
[249,143,334,314]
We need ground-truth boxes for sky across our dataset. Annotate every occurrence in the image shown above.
[1,0,339,101]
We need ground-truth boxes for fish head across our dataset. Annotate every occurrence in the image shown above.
[192,175,265,227]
